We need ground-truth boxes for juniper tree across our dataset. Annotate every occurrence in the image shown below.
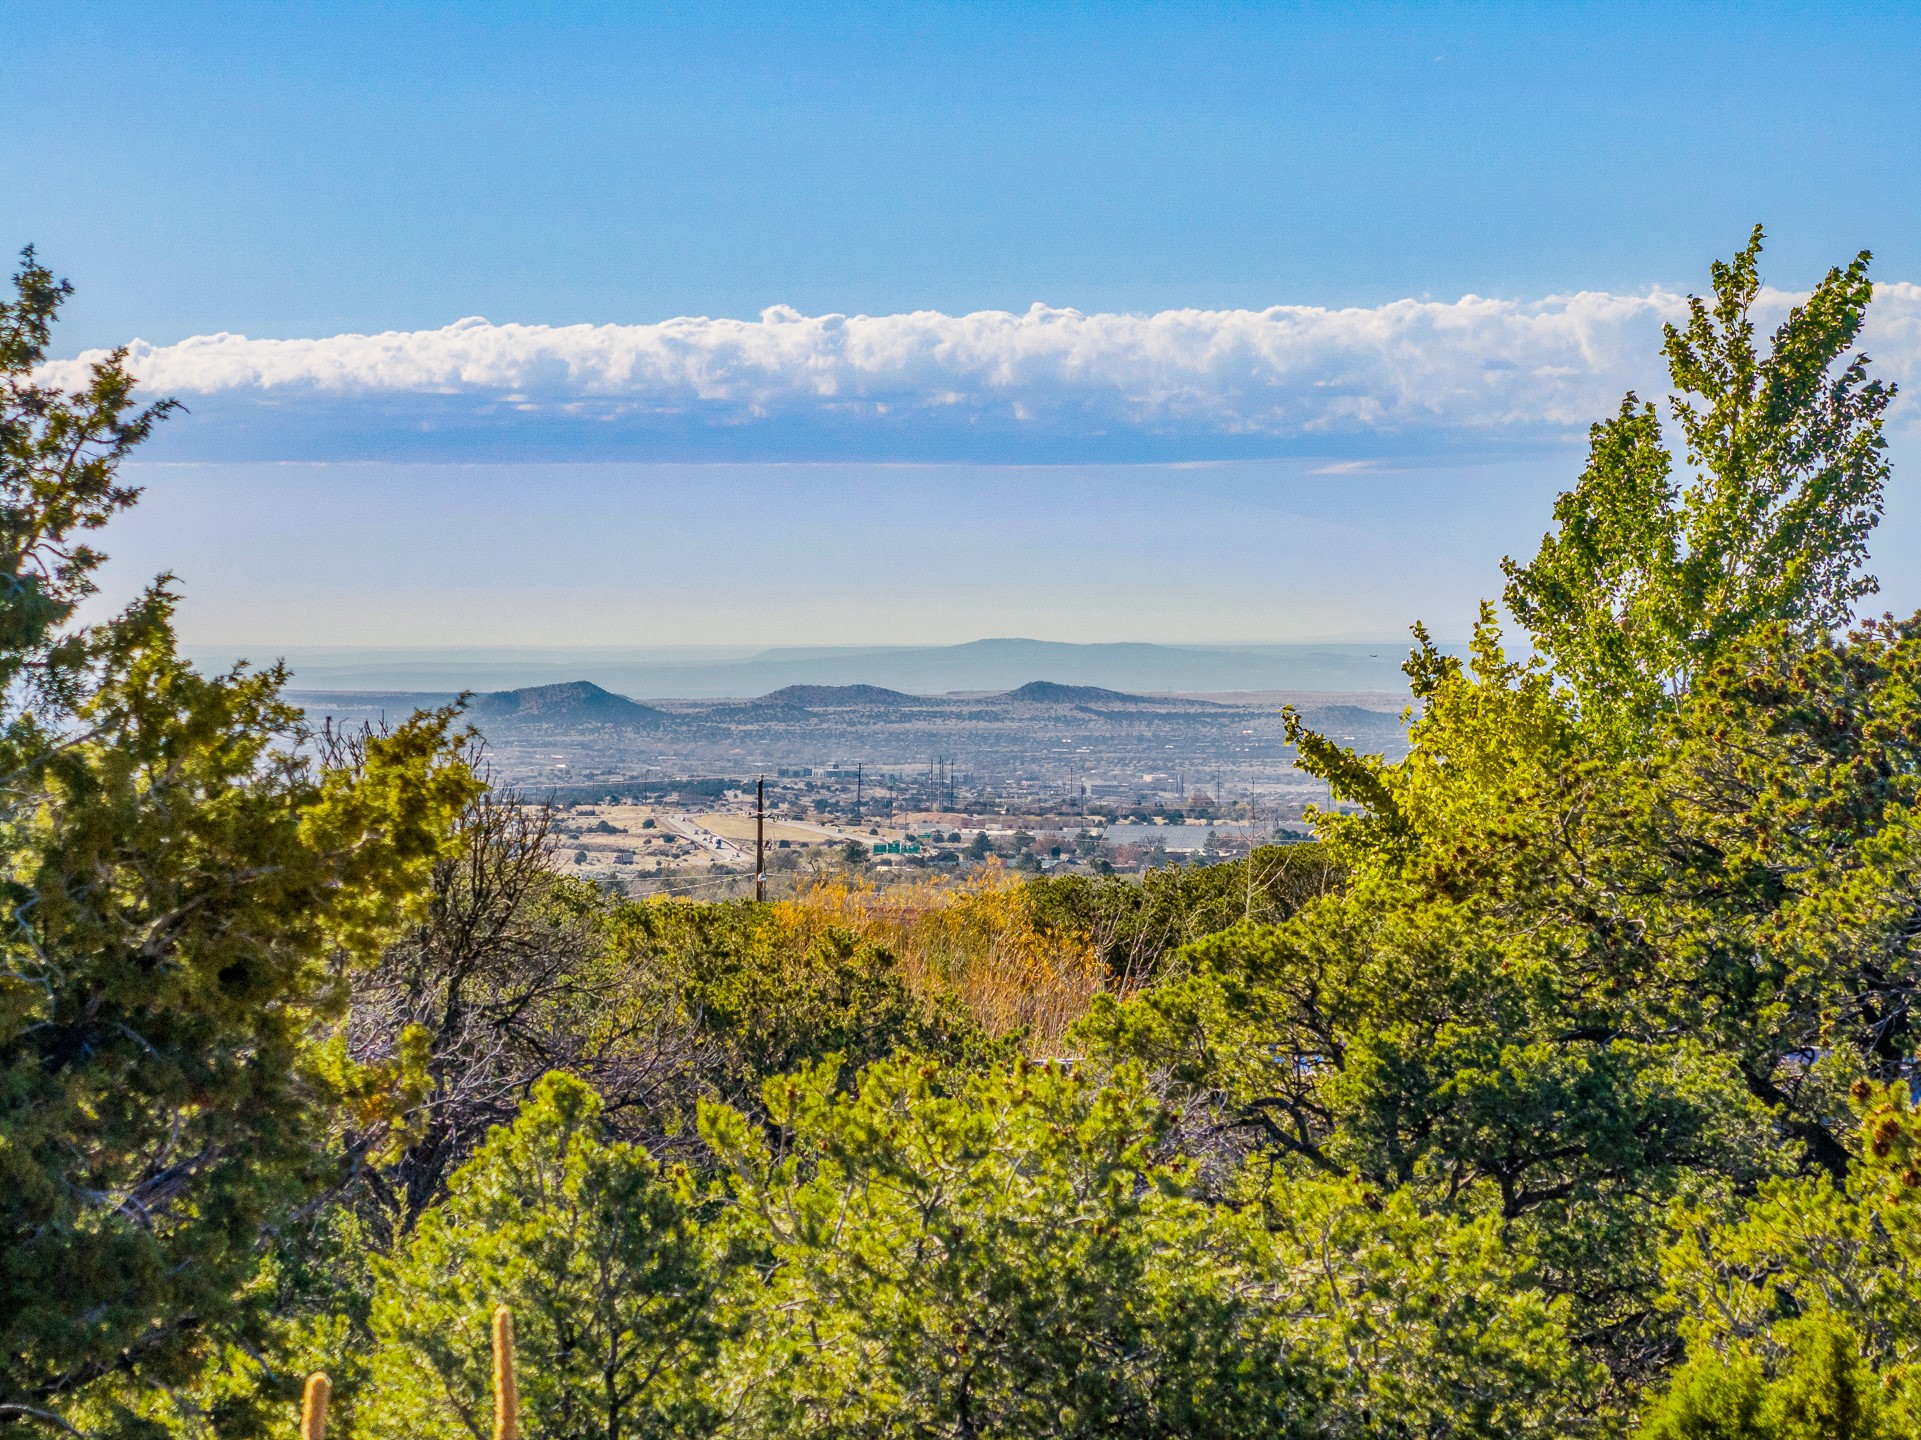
[0,250,477,1436]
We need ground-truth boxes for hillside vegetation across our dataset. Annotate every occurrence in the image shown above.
[6,229,1921,1440]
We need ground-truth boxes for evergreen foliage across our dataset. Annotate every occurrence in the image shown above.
[368,1074,726,1440]
[0,251,477,1437]
[702,1055,1298,1438]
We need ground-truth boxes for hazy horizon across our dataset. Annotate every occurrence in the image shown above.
[188,637,1436,699]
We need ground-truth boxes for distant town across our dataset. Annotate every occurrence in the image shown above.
[293,677,1412,897]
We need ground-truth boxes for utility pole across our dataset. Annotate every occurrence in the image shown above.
[853,763,862,824]
[755,775,765,902]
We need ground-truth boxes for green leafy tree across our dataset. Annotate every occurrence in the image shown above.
[367,1072,728,1440]
[1078,232,1906,1400]
[1502,226,1891,748]
[0,250,478,1436]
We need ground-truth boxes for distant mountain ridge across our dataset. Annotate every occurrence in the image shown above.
[296,677,1412,740]
[210,637,1426,698]
[453,678,1263,726]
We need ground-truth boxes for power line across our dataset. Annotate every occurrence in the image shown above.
[629,871,752,898]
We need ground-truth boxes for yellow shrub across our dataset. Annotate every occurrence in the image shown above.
[773,863,1108,1050]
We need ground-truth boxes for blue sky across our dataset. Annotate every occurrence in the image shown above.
[7,2,1920,649]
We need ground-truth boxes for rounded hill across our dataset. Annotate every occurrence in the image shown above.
[466,681,670,727]
[757,684,920,707]
[1000,680,1150,705]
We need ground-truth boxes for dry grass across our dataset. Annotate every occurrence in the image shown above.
[773,863,1112,1051]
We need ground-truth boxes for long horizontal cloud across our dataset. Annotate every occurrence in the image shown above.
[44,284,1921,461]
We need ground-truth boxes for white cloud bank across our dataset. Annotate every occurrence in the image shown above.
[44,284,1921,453]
